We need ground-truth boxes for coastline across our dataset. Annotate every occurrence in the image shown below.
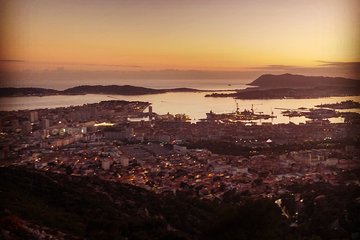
[0,86,237,98]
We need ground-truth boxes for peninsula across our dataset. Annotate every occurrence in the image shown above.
[206,73,360,99]
[0,85,204,97]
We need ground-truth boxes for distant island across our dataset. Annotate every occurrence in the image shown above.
[206,73,360,99]
[1,74,359,99]
[0,85,205,97]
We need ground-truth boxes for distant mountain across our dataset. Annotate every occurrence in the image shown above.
[164,87,201,92]
[0,87,60,97]
[0,85,202,97]
[207,86,360,99]
[248,73,360,88]
[63,85,163,95]
[63,85,201,95]
[206,73,360,99]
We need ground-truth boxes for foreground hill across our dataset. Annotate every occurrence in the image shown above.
[1,166,359,239]
[0,166,290,240]
[248,73,360,88]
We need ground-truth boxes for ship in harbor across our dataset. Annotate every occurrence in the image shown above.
[206,103,276,122]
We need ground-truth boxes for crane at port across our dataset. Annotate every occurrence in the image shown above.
[234,100,262,114]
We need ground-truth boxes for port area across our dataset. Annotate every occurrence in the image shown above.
[276,101,360,124]
[205,103,276,123]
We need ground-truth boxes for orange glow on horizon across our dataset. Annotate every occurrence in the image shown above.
[1,0,359,73]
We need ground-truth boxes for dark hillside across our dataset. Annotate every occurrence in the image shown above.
[0,167,291,240]
[249,73,360,88]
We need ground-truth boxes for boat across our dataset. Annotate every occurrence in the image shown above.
[206,103,276,122]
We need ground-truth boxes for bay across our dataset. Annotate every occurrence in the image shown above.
[0,92,359,125]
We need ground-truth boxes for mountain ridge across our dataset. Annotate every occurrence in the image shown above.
[0,85,203,97]
[248,73,360,88]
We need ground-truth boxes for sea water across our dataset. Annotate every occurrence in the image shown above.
[1,92,359,125]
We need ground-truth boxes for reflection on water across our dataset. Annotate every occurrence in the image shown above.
[0,93,359,125]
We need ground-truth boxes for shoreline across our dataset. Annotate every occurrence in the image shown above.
[0,85,239,98]
[206,86,360,99]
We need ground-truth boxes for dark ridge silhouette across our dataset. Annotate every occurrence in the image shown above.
[0,166,291,240]
[1,166,358,239]
[0,87,60,97]
[64,85,201,95]
[62,85,163,95]
[0,85,203,97]
[206,73,360,99]
[206,86,360,99]
[249,73,360,88]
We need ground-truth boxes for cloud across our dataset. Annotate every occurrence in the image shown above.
[316,61,360,78]
[253,61,360,70]
[0,59,141,68]
[248,61,360,79]
[316,60,360,67]
[0,59,27,63]
[69,62,142,68]
[250,65,299,70]
[1,60,359,81]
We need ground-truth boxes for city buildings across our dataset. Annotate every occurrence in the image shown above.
[0,100,359,201]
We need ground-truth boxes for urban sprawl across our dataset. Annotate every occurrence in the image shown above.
[1,100,359,203]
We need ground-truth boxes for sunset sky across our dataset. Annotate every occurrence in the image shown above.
[1,0,359,79]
